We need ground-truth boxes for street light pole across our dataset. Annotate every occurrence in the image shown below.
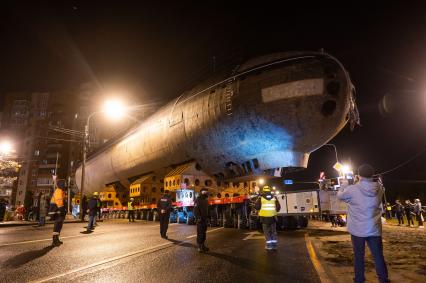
[80,112,98,221]
[324,143,339,164]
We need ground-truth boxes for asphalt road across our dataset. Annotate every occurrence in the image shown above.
[0,220,320,283]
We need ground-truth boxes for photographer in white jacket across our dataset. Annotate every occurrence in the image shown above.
[337,164,390,283]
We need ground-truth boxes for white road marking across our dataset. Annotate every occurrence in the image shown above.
[0,222,171,247]
[242,231,265,240]
[31,227,224,283]
[0,232,107,247]
[185,227,224,239]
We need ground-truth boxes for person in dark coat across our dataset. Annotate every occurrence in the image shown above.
[394,200,405,226]
[157,190,173,239]
[194,188,209,252]
[86,192,99,232]
[0,199,6,222]
[404,200,414,227]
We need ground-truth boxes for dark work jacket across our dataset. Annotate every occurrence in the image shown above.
[157,194,172,213]
[395,203,404,216]
[255,193,281,224]
[194,195,209,221]
[88,197,98,217]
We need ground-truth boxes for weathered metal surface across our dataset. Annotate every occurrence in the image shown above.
[76,51,354,194]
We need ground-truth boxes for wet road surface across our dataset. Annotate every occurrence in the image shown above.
[0,220,320,283]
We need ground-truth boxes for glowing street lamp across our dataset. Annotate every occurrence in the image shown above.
[0,141,13,156]
[341,164,352,174]
[258,178,265,185]
[103,99,126,120]
[80,98,126,220]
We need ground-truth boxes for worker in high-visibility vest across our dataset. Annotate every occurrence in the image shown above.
[255,186,281,250]
[385,203,392,219]
[49,179,67,247]
[128,198,135,222]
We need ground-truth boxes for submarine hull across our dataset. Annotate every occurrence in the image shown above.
[76,52,353,193]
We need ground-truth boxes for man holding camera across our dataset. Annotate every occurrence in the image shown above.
[337,164,390,283]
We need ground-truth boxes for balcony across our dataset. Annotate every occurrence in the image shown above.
[37,179,54,187]
[46,153,62,159]
[38,164,60,169]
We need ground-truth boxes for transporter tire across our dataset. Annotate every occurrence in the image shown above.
[297,216,308,228]
[282,216,297,230]
[249,215,258,230]
[233,213,238,229]
[237,212,247,229]
[276,216,284,230]
[147,210,153,221]
[223,207,233,228]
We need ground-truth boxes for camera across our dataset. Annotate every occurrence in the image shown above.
[345,172,354,185]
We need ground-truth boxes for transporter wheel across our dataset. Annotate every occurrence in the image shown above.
[210,213,218,227]
[282,216,297,230]
[297,216,308,228]
[238,212,248,229]
[169,211,177,223]
[147,210,153,221]
[233,213,238,229]
[142,210,148,220]
[276,216,284,231]
[186,215,195,225]
[249,215,258,230]
[223,210,233,228]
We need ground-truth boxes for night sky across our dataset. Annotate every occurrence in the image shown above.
[2,1,426,200]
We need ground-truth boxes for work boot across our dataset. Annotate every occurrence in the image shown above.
[52,235,63,247]
[198,244,204,253]
[202,244,210,252]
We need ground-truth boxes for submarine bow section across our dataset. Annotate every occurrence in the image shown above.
[76,52,354,194]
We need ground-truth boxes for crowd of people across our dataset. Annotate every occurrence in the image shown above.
[385,199,424,228]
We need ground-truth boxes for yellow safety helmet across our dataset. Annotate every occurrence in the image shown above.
[262,186,271,192]
[93,192,99,196]
[130,198,134,201]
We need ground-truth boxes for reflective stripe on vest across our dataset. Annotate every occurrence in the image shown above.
[128,202,134,210]
[258,197,277,217]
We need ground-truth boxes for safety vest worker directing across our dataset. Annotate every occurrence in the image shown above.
[128,198,135,222]
[255,186,281,250]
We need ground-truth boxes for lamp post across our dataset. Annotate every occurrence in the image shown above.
[324,143,339,164]
[79,99,127,221]
[80,111,100,221]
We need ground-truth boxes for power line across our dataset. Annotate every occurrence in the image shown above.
[35,136,82,143]
[375,149,426,176]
